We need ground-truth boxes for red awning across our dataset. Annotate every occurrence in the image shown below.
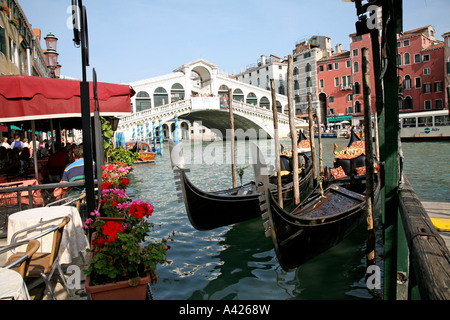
[0,75,134,123]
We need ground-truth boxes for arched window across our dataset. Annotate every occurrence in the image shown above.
[354,61,359,73]
[353,82,361,95]
[404,52,410,65]
[398,97,403,110]
[404,75,411,90]
[154,87,168,107]
[233,89,244,102]
[305,63,312,72]
[259,96,270,109]
[246,92,257,105]
[293,67,299,75]
[355,101,362,113]
[136,91,151,112]
[171,83,185,102]
[404,96,413,109]
[294,80,300,90]
[306,77,312,88]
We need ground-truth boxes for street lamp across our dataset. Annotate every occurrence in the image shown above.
[44,32,58,51]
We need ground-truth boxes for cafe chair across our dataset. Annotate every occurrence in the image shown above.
[1,239,40,278]
[6,216,72,300]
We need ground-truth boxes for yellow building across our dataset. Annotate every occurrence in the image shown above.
[0,0,48,77]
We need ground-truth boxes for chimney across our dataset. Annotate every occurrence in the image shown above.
[335,44,342,54]
[261,55,266,65]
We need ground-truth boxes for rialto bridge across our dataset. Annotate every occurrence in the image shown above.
[117,59,307,142]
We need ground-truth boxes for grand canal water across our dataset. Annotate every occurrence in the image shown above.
[126,138,450,300]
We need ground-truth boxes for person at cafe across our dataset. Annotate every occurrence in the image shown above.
[0,149,21,175]
[53,145,91,199]
[41,146,69,183]
[1,137,10,149]
[11,135,23,150]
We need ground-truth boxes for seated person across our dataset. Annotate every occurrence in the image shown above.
[53,145,88,199]
[41,147,69,183]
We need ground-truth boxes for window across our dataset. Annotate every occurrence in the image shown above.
[135,91,151,112]
[0,27,6,55]
[434,81,443,92]
[319,79,324,88]
[423,83,431,93]
[334,77,339,87]
[329,96,334,103]
[319,65,324,72]
[342,76,347,87]
[435,115,448,126]
[404,96,413,109]
[306,77,312,88]
[353,82,361,95]
[415,77,422,88]
[327,64,333,71]
[305,63,312,72]
[294,80,299,90]
[404,39,410,47]
[334,62,339,70]
[422,54,430,62]
[354,101,362,113]
[397,41,401,48]
[398,97,403,110]
[424,100,432,110]
[347,94,353,102]
[423,68,430,75]
[346,60,351,68]
[436,100,443,109]
[414,54,421,63]
[403,117,416,127]
[354,61,359,73]
[347,106,353,114]
[329,108,335,115]
[397,54,402,66]
[404,52,410,65]
[404,75,411,89]
[303,51,311,58]
[418,116,432,127]
[352,49,359,57]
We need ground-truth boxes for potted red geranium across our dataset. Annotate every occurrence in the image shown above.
[82,162,173,300]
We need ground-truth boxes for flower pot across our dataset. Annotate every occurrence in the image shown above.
[85,272,151,300]
[96,216,126,223]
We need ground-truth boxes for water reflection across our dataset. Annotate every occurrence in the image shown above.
[125,138,445,300]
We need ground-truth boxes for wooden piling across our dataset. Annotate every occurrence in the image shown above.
[307,93,317,186]
[362,47,376,266]
[287,55,300,205]
[228,88,237,188]
[270,79,283,208]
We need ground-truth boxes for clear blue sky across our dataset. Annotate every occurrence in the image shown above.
[18,0,450,84]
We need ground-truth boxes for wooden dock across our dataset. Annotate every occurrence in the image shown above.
[422,201,450,250]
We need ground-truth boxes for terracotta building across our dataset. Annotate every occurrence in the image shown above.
[318,25,447,127]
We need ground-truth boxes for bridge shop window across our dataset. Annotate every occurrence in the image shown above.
[135,91,151,112]
[246,92,257,105]
[171,83,185,102]
[154,87,169,107]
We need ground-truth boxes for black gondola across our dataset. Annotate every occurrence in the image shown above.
[256,132,380,271]
[170,140,314,231]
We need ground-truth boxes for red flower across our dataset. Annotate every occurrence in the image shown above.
[128,203,146,219]
[121,178,130,186]
[101,182,113,190]
[102,221,124,243]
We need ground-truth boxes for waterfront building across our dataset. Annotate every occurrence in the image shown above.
[442,31,450,110]
[396,26,445,113]
[317,49,353,126]
[0,0,49,77]
[292,36,333,116]
[232,54,288,106]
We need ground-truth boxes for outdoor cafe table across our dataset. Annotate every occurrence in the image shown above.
[0,268,30,300]
[0,179,44,207]
[6,206,88,265]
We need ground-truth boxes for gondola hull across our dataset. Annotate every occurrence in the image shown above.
[263,181,377,271]
[177,159,314,231]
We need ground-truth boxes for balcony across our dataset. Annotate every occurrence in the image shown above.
[340,84,353,91]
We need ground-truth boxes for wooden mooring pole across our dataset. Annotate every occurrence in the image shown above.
[307,93,317,187]
[228,89,237,188]
[270,79,283,208]
[287,55,300,205]
[362,47,376,267]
